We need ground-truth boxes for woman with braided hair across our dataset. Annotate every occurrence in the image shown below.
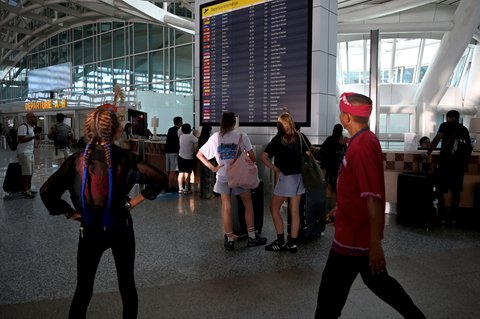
[40,105,167,319]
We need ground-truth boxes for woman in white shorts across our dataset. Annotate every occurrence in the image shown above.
[196,112,267,251]
[260,112,312,253]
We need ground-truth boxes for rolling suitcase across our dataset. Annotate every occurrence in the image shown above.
[396,173,436,228]
[288,186,327,243]
[3,162,22,193]
[231,181,264,237]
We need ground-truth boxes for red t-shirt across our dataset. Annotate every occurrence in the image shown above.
[332,129,385,256]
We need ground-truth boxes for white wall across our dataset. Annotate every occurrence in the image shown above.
[135,91,194,134]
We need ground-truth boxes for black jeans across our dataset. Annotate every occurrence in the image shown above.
[315,249,425,319]
[69,223,137,319]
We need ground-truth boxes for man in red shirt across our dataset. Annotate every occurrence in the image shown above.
[314,93,425,318]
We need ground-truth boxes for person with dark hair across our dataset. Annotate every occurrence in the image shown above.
[418,136,431,149]
[319,123,347,222]
[177,123,198,195]
[427,110,472,224]
[165,116,183,191]
[48,112,72,160]
[196,111,267,250]
[40,105,167,319]
[260,112,311,253]
[198,124,216,199]
[315,92,425,319]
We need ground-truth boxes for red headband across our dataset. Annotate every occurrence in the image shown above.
[339,92,372,117]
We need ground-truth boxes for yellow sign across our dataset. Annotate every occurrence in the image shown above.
[25,99,67,110]
[202,0,267,18]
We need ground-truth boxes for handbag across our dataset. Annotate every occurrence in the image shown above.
[298,132,323,189]
[227,134,260,189]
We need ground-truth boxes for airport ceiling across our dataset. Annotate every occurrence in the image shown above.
[0,0,461,73]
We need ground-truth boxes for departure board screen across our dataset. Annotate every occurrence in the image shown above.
[200,0,312,126]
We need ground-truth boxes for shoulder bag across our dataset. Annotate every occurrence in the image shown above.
[227,134,260,189]
[298,132,323,190]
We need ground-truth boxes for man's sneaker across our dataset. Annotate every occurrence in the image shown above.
[224,235,235,251]
[265,239,286,251]
[284,241,298,253]
[247,235,267,247]
[21,191,35,199]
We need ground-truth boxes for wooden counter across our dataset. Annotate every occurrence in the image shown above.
[383,150,480,208]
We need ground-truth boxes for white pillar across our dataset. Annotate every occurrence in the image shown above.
[414,0,480,136]
[464,44,480,115]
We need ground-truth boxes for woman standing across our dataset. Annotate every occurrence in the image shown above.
[196,111,267,250]
[198,124,216,199]
[40,105,167,319]
[260,113,311,253]
[319,123,346,222]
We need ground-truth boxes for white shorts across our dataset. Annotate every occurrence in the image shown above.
[274,173,305,197]
[165,153,178,172]
[213,179,250,196]
[17,152,34,176]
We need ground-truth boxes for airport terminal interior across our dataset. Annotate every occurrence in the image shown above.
[1,0,480,318]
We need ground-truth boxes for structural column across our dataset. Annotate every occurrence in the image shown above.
[414,0,480,136]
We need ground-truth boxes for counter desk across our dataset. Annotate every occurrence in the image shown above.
[383,150,480,208]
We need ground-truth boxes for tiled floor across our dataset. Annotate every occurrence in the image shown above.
[1,147,480,318]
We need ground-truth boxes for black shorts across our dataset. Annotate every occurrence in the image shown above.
[177,156,195,173]
[434,163,465,193]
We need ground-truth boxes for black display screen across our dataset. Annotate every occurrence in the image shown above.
[199,0,312,126]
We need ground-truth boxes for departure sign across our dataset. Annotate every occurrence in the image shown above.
[200,0,312,126]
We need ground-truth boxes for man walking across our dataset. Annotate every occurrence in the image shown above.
[427,110,472,224]
[48,112,72,160]
[315,92,425,318]
[17,111,39,199]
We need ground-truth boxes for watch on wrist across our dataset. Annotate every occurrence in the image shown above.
[124,199,132,210]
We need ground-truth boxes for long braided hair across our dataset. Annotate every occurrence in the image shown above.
[81,106,121,227]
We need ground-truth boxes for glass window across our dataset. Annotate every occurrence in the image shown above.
[59,31,69,45]
[84,64,97,94]
[84,24,96,38]
[113,58,127,87]
[83,37,94,64]
[101,32,112,60]
[99,61,113,93]
[73,27,83,41]
[149,50,164,89]
[175,30,193,46]
[50,34,59,47]
[50,47,59,65]
[59,45,69,64]
[73,65,85,93]
[393,39,420,83]
[134,24,148,53]
[175,80,193,95]
[74,41,82,66]
[113,28,125,58]
[134,54,149,90]
[100,22,112,33]
[175,44,192,79]
[149,25,164,50]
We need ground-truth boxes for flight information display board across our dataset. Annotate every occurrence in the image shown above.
[200,0,312,126]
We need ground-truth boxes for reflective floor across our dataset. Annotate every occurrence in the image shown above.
[1,147,480,318]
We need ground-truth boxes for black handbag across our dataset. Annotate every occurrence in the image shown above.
[298,132,323,189]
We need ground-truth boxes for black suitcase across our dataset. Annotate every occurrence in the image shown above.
[3,162,22,193]
[288,187,327,242]
[396,173,436,228]
[231,181,264,237]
